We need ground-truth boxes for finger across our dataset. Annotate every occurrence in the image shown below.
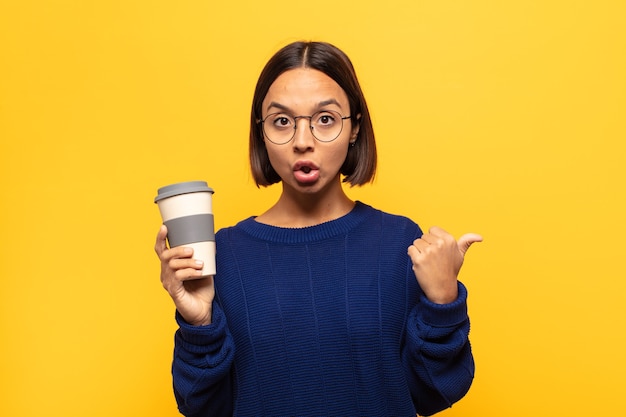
[170,257,204,271]
[162,266,205,293]
[154,225,168,255]
[407,244,422,259]
[409,238,429,254]
[457,233,483,255]
[162,246,195,263]
[422,228,455,248]
[419,233,435,245]
[428,226,450,237]
[174,267,205,282]
[158,246,194,269]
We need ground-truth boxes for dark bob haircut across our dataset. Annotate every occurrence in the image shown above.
[249,41,377,187]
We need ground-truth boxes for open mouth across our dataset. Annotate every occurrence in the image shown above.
[293,161,320,184]
[293,160,319,172]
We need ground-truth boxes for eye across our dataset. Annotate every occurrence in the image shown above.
[269,114,294,129]
[314,111,337,128]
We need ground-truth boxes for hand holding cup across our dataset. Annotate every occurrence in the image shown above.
[154,181,216,325]
[155,226,214,326]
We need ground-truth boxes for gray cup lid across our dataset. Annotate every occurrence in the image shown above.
[154,181,214,203]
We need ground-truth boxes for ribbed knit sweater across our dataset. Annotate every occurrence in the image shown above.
[172,202,474,416]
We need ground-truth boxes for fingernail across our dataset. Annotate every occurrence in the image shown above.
[183,247,193,255]
[195,260,204,266]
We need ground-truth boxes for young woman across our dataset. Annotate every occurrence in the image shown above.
[155,41,482,417]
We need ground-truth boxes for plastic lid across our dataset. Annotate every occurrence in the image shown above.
[154,181,214,203]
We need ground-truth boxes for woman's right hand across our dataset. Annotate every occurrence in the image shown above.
[155,225,215,326]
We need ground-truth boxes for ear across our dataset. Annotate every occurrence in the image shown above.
[350,114,361,142]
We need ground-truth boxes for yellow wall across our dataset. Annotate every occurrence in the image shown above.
[1,1,624,416]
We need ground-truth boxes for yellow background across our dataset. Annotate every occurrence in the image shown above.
[1,1,624,416]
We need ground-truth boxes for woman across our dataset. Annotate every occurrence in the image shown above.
[155,41,482,416]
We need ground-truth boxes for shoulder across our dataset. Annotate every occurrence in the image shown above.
[215,216,256,243]
[357,201,423,238]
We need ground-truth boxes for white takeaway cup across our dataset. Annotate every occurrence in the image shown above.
[154,181,216,276]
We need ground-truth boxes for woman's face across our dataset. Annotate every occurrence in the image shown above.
[261,68,359,195]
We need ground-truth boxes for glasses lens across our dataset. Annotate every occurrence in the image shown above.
[262,110,346,144]
[310,110,344,142]
[262,113,296,145]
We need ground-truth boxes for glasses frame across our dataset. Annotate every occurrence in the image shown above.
[259,110,352,145]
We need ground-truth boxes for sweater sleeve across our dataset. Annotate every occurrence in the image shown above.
[172,301,235,417]
[402,281,475,416]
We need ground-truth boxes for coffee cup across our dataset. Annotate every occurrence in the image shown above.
[154,181,216,276]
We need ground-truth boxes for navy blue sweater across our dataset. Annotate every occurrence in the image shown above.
[172,202,474,416]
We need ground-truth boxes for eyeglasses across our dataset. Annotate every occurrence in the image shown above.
[259,110,351,145]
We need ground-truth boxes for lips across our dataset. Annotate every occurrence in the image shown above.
[293,160,320,184]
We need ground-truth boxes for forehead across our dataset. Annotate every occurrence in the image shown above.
[263,68,349,111]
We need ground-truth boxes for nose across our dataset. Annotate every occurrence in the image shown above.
[292,117,315,151]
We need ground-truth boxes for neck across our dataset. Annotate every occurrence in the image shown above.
[256,181,355,228]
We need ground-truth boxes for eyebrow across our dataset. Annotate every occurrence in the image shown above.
[265,99,343,113]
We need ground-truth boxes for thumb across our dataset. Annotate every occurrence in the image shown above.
[457,233,483,255]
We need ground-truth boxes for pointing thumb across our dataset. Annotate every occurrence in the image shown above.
[457,233,483,255]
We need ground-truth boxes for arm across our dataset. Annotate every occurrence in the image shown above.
[402,282,474,416]
[173,304,235,417]
[155,225,235,416]
[405,226,482,415]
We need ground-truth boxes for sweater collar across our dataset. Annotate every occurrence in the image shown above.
[236,201,374,244]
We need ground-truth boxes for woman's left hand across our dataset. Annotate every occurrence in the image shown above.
[408,226,482,304]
